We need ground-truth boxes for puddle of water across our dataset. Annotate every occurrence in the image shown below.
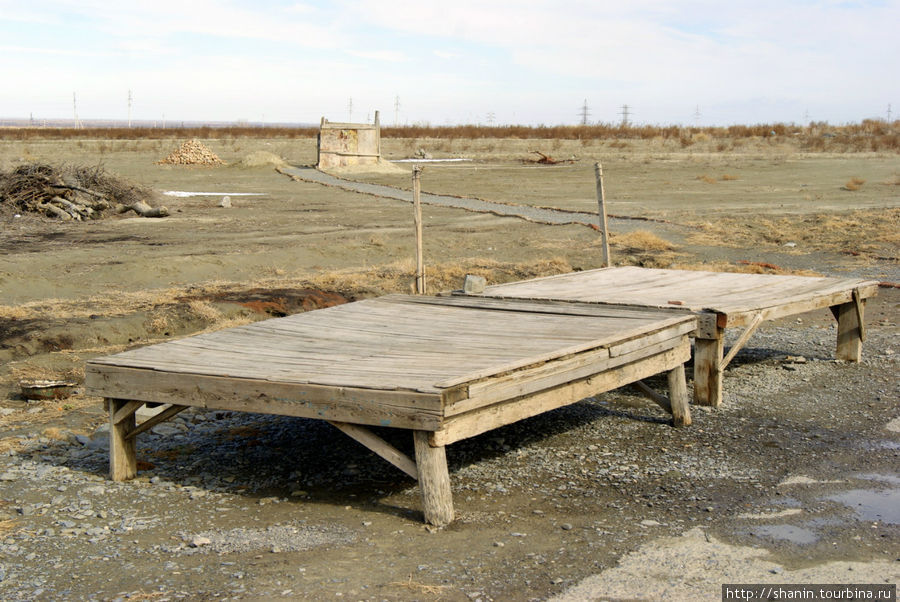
[827,488,900,524]
[751,524,819,545]
[855,472,900,486]
[161,191,267,197]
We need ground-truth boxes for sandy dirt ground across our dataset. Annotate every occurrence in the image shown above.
[0,136,897,600]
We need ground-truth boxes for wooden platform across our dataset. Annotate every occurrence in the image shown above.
[464,266,879,406]
[86,294,696,526]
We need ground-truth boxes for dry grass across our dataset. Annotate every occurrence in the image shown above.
[720,174,739,181]
[671,261,821,276]
[696,175,718,184]
[8,363,81,384]
[2,119,898,153]
[843,177,866,191]
[187,299,222,322]
[388,574,448,595]
[612,230,677,252]
[686,208,899,257]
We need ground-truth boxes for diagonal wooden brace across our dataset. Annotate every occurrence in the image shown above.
[721,312,764,370]
[632,364,691,427]
[125,404,188,441]
[328,421,419,479]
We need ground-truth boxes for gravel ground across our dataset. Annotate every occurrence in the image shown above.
[0,290,897,600]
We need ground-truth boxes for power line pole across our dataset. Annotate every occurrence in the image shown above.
[888,103,893,122]
[348,97,353,122]
[394,95,400,126]
[619,104,630,127]
[579,99,590,125]
[486,111,496,126]
[694,104,701,125]
[127,89,133,128]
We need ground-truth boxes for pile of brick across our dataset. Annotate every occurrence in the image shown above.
[157,140,224,166]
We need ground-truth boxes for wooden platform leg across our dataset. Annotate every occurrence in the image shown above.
[413,431,454,527]
[667,364,691,427]
[833,298,864,362]
[108,398,138,481]
[694,329,724,407]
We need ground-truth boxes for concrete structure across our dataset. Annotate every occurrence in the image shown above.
[316,111,381,169]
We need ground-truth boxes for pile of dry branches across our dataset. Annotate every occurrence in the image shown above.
[157,139,224,165]
[0,163,166,220]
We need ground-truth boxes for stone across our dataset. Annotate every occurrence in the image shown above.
[219,196,232,208]
[190,535,212,548]
[463,275,486,294]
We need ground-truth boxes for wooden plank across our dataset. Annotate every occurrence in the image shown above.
[411,293,685,320]
[835,298,864,362]
[667,364,690,427]
[112,400,143,425]
[607,321,695,357]
[328,421,419,479]
[451,333,690,415]
[632,381,671,413]
[412,166,425,295]
[108,399,137,481]
[694,330,724,407]
[594,162,611,267]
[719,286,877,328]
[694,313,721,339]
[853,289,866,342]
[431,342,690,446]
[413,431,454,527]
[721,312,764,370]
[433,316,695,388]
[125,404,188,441]
[86,365,444,431]
[476,267,879,319]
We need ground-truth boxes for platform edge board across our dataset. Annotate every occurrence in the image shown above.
[431,341,691,446]
[432,315,696,389]
[395,293,689,320]
[85,364,444,430]
[448,332,692,415]
[714,282,880,327]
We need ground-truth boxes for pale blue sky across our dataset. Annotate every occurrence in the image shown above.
[1,0,897,125]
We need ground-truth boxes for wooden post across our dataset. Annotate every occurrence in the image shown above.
[834,298,864,361]
[594,162,611,267]
[108,398,137,481]
[667,364,691,427]
[412,165,426,295]
[693,329,724,407]
[374,110,381,159]
[413,431,453,526]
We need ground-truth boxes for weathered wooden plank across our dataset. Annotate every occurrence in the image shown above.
[476,267,879,319]
[125,404,188,441]
[632,381,671,413]
[414,431,453,527]
[108,399,137,481]
[112,400,144,425]
[835,298,865,362]
[451,333,691,415]
[667,364,690,427]
[607,321,695,357]
[328,421,418,479]
[721,312,764,370]
[853,289,866,343]
[694,330,724,407]
[431,342,690,446]
[86,365,444,430]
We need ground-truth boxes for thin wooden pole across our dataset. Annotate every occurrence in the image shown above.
[594,162,611,267]
[412,165,426,294]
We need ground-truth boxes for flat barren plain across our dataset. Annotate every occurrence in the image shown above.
[0,132,897,600]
